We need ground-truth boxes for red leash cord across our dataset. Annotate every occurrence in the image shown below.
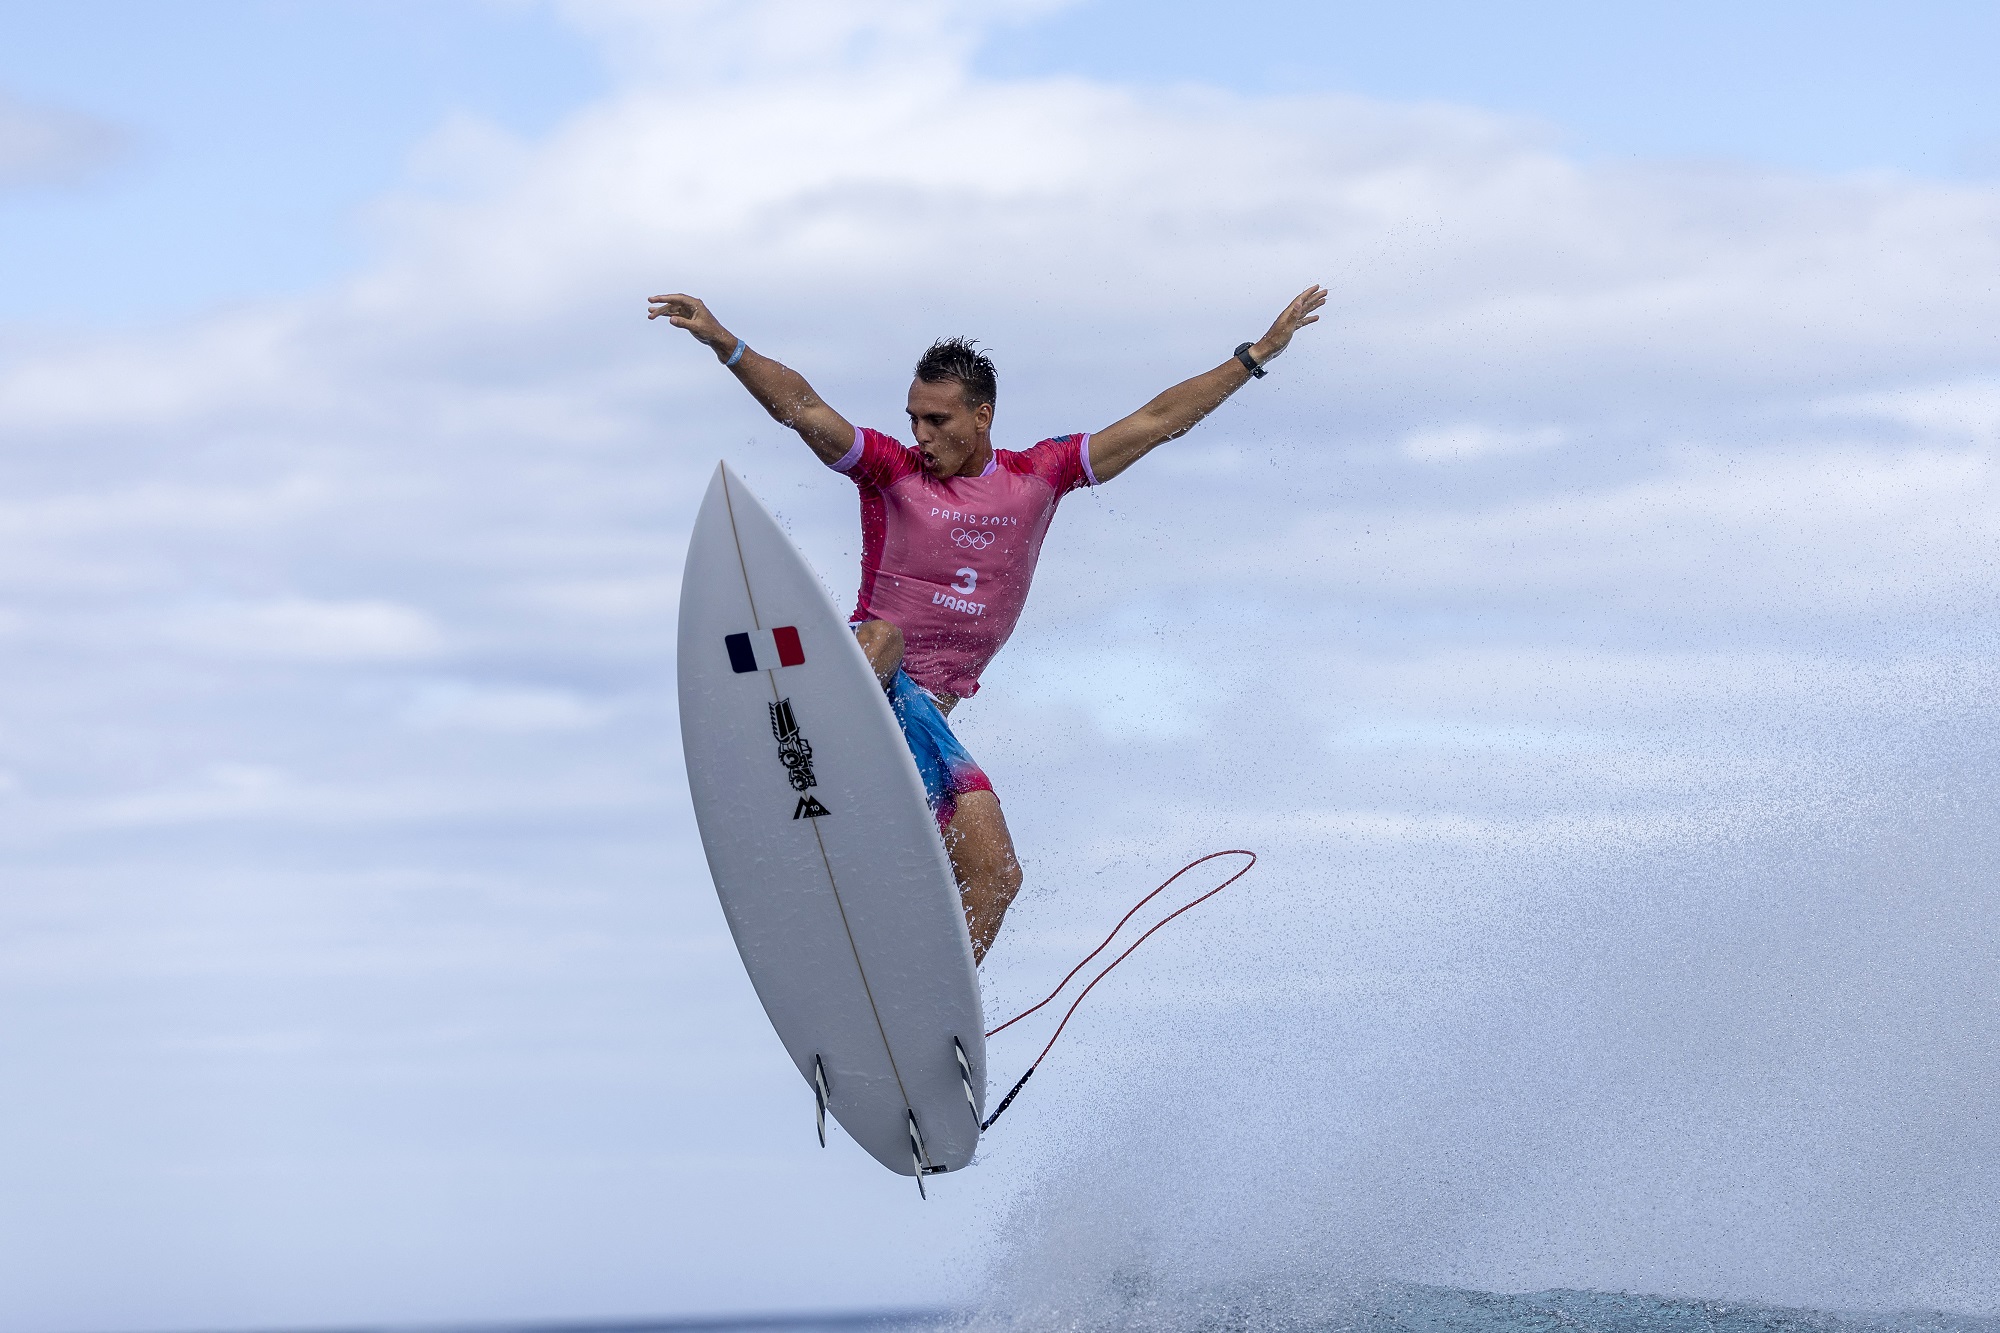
[978,848,1258,1131]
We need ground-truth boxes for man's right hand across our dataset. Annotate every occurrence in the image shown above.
[647,292,855,464]
[647,293,736,359]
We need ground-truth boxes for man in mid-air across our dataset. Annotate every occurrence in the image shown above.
[649,285,1325,962]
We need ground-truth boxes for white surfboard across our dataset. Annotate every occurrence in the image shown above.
[677,461,987,1181]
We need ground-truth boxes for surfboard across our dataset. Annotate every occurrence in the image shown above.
[677,461,987,1181]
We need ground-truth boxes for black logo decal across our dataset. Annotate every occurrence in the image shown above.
[793,794,831,819]
[769,698,819,793]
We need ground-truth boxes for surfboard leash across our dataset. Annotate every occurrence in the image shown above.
[977,848,1258,1132]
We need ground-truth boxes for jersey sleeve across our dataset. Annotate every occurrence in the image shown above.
[1011,433,1097,494]
[829,426,922,490]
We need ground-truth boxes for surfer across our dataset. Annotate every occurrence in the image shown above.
[650,286,1325,962]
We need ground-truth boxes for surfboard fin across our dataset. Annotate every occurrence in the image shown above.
[907,1110,930,1198]
[812,1056,830,1148]
[954,1037,981,1130]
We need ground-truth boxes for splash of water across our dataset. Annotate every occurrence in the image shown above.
[965,690,2000,1326]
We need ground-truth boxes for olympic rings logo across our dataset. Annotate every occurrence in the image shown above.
[951,527,997,550]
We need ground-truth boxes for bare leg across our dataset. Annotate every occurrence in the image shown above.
[944,790,1024,965]
[853,618,903,687]
[859,618,1007,954]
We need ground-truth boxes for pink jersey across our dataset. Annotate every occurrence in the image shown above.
[831,425,1097,698]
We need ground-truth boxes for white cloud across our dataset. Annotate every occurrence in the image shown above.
[0,308,313,430]
[401,680,609,732]
[509,573,680,620]
[91,761,298,826]
[167,598,446,661]
[1229,442,2000,616]
[1821,377,2000,443]
[1401,422,1568,461]
[0,477,333,543]
[75,758,650,829]
[299,10,2000,433]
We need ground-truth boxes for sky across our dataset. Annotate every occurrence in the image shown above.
[3,2,2000,1330]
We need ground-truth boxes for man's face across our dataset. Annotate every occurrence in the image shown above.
[906,378,993,478]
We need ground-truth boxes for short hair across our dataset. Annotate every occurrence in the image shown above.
[914,337,997,410]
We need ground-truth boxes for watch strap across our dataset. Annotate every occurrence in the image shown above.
[1234,342,1266,378]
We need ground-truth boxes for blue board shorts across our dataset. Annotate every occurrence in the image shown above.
[884,668,994,833]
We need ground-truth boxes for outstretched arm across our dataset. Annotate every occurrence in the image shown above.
[1087,285,1326,483]
[647,293,855,465]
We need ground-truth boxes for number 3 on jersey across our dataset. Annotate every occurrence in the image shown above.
[952,567,978,594]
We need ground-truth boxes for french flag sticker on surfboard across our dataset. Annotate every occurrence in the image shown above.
[726,625,806,673]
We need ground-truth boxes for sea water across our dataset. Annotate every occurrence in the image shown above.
[951,1285,2000,1332]
[465,1290,2000,1333]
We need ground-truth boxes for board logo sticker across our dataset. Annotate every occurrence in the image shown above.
[769,698,826,816]
[727,626,805,673]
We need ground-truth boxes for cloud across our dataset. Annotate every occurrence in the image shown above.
[0,90,129,190]
[1401,422,1568,461]
[0,477,333,544]
[400,680,609,732]
[1234,440,2000,617]
[1820,376,2000,443]
[91,761,302,827]
[0,308,312,429]
[167,598,446,661]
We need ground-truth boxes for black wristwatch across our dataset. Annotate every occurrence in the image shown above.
[1234,342,1266,378]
